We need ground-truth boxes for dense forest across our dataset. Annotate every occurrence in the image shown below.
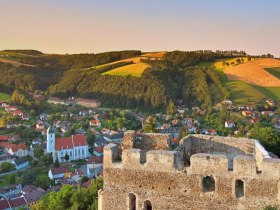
[0,50,240,111]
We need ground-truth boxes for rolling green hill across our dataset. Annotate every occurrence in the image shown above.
[1,49,278,111]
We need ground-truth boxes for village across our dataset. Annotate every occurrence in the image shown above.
[0,94,279,209]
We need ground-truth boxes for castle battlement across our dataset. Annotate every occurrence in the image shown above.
[104,133,280,178]
[104,144,179,172]
[101,132,280,210]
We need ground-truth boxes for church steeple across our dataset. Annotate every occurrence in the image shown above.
[47,127,55,154]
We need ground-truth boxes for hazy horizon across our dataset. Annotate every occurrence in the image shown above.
[1,0,280,56]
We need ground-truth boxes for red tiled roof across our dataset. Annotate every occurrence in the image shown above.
[75,168,84,175]
[76,98,99,103]
[5,106,17,109]
[73,134,87,147]
[55,137,73,150]
[9,197,27,207]
[13,110,23,116]
[81,180,92,188]
[24,188,46,203]
[10,144,27,152]
[0,135,10,141]
[0,142,27,152]
[55,134,87,151]
[0,200,10,209]
[90,119,100,124]
[94,144,104,153]
[87,156,103,164]
[50,166,70,175]
[22,185,37,194]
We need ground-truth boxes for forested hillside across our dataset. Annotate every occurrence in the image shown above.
[0,49,245,111]
[49,50,234,111]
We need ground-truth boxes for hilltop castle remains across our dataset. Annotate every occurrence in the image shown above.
[98,131,280,210]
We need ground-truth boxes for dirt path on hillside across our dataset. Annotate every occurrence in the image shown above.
[0,58,34,67]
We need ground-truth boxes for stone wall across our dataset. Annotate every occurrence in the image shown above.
[100,134,280,210]
[121,131,172,151]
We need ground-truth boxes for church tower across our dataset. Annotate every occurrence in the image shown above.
[47,127,55,154]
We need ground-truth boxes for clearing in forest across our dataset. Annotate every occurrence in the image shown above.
[99,52,165,77]
[102,62,150,77]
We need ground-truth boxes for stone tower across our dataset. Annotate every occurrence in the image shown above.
[47,127,55,154]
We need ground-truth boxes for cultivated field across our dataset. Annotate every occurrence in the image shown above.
[102,62,149,77]
[96,52,165,77]
[198,57,280,103]
[223,58,280,87]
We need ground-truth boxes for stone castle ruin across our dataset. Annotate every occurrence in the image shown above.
[98,131,280,210]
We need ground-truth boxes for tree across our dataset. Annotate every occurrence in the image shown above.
[64,153,69,162]
[34,147,44,160]
[0,162,15,173]
[31,177,103,210]
[144,116,157,133]
[87,133,96,147]
[250,125,280,156]
[5,174,16,184]
[236,58,241,64]
[54,157,60,168]
[80,176,89,183]
[34,175,53,190]
[41,153,53,167]
[166,100,176,115]
[21,170,36,185]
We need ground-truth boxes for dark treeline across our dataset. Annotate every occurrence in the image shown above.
[58,50,141,69]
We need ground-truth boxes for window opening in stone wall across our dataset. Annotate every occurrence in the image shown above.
[129,193,136,210]
[235,179,244,198]
[202,176,215,192]
[144,200,152,210]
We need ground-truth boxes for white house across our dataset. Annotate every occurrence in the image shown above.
[5,143,28,157]
[87,156,103,178]
[47,127,89,162]
[225,120,235,128]
[48,167,70,180]
[12,157,29,170]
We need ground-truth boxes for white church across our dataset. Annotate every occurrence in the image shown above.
[47,127,89,162]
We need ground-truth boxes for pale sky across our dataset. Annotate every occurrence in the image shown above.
[1,0,280,56]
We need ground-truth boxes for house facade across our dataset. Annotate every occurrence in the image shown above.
[12,157,29,170]
[87,156,103,178]
[48,167,71,180]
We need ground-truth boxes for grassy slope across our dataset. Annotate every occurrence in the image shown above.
[102,62,149,77]
[0,92,11,101]
[199,57,280,103]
